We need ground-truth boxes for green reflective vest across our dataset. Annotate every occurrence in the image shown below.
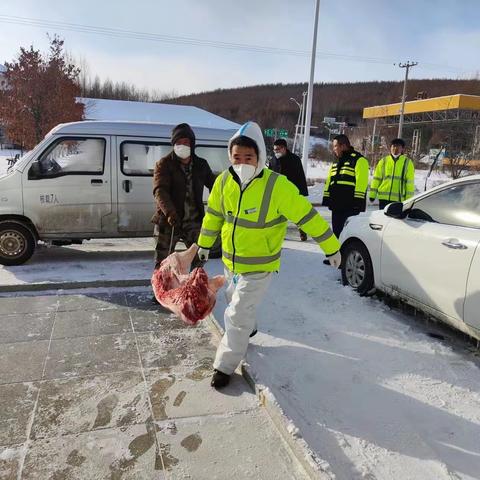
[369,154,415,202]
[198,168,340,274]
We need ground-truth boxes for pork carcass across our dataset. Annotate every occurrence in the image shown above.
[151,244,225,325]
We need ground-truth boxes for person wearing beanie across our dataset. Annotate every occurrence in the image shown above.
[369,138,415,209]
[196,122,341,389]
[151,123,216,273]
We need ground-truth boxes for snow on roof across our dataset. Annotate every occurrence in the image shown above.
[79,97,240,130]
[50,120,237,142]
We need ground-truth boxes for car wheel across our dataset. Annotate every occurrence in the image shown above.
[341,240,374,296]
[0,221,36,266]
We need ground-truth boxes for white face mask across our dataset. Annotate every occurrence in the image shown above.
[274,152,283,159]
[174,144,191,159]
[232,164,256,185]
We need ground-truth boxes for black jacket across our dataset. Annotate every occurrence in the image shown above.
[322,149,369,212]
[152,152,216,225]
[270,150,308,196]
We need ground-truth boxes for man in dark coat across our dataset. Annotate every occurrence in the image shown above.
[271,138,309,241]
[152,123,216,269]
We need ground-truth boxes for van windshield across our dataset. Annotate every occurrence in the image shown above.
[11,135,52,173]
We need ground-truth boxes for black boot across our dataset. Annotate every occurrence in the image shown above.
[211,369,230,389]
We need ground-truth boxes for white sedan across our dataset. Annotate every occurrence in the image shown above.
[339,174,480,340]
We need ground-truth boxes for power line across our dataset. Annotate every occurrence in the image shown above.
[0,14,467,73]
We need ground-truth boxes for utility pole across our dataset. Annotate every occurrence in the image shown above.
[301,0,321,173]
[397,61,418,138]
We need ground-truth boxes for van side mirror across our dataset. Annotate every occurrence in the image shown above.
[28,161,41,179]
[384,202,404,218]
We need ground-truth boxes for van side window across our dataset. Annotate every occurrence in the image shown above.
[38,138,105,177]
[195,146,229,174]
[121,142,171,176]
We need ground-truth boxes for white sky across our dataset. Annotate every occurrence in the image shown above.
[0,0,479,96]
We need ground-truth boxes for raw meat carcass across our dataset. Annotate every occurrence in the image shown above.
[151,244,225,325]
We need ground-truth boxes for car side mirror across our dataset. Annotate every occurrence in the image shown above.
[384,202,404,218]
[28,161,41,179]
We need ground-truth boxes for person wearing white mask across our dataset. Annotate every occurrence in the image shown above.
[152,123,216,277]
[271,138,309,241]
[369,138,415,209]
[196,122,341,389]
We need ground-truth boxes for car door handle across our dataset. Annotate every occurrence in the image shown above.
[91,179,103,185]
[122,180,132,193]
[441,239,467,250]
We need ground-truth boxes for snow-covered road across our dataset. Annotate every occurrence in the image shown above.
[210,242,480,480]
[2,234,479,478]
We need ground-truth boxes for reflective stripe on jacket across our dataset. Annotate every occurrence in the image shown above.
[369,154,415,202]
[198,167,340,274]
[322,150,369,211]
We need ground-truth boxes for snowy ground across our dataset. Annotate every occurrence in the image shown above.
[0,238,154,287]
[1,234,480,478]
[206,242,480,480]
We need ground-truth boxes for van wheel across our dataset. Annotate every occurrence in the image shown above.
[0,221,36,266]
[341,240,374,296]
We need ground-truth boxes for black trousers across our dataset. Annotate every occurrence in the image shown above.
[379,200,390,210]
[332,209,360,238]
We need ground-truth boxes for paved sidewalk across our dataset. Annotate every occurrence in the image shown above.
[0,289,309,479]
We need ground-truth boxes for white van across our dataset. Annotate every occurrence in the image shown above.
[0,121,234,265]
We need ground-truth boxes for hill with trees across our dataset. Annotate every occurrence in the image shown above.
[168,79,480,138]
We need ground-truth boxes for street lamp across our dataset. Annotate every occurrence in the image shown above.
[301,0,321,173]
[290,97,303,155]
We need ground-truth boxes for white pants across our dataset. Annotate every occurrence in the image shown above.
[214,269,272,375]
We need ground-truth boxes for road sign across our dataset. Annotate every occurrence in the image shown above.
[264,128,288,138]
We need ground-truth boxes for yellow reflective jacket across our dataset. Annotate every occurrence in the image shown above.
[369,154,415,202]
[198,167,340,274]
[322,150,369,211]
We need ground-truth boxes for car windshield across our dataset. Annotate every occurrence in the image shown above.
[10,136,52,172]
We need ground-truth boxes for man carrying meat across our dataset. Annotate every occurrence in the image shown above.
[196,122,341,389]
[152,123,216,281]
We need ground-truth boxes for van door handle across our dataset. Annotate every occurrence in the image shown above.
[122,180,132,193]
[441,239,467,250]
[91,179,103,185]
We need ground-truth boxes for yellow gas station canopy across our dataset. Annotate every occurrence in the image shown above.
[363,94,480,119]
